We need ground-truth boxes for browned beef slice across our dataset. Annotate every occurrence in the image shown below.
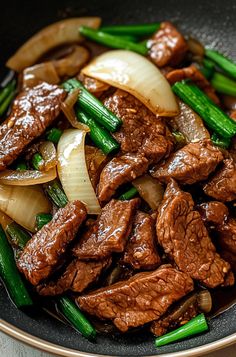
[151,293,199,337]
[166,66,220,105]
[0,82,66,170]
[203,159,236,202]
[73,199,140,260]
[151,140,223,184]
[78,73,110,97]
[156,180,234,288]
[103,89,173,161]
[217,218,236,256]
[98,153,149,203]
[198,201,229,226]
[147,22,188,68]
[77,265,194,332]
[123,211,161,270]
[17,201,87,286]
[37,258,111,296]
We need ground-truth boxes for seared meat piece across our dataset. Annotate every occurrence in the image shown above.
[73,199,140,260]
[78,73,110,97]
[147,22,188,68]
[0,82,65,170]
[17,201,87,286]
[98,153,149,203]
[104,89,173,160]
[217,218,236,255]
[123,211,161,270]
[151,140,223,184]
[37,258,111,296]
[204,159,236,202]
[198,201,229,226]
[77,265,194,332]
[151,293,199,337]
[166,66,220,105]
[156,180,234,288]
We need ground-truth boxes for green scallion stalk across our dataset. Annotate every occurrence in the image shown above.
[0,225,33,308]
[200,58,215,80]
[211,72,236,96]
[0,91,15,116]
[119,186,138,200]
[44,180,68,208]
[114,34,138,42]
[79,26,148,55]
[32,153,44,170]
[16,161,27,171]
[6,222,31,250]
[63,79,122,132]
[205,49,236,80]
[155,314,208,347]
[100,22,160,36]
[211,133,231,149]
[57,297,96,340]
[76,109,120,155]
[46,128,63,144]
[172,81,236,139]
[35,213,53,230]
[0,79,16,104]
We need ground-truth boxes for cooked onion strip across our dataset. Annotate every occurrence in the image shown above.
[82,50,179,116]
[0,168,57,186]
[57,129,101,214]
[0,184,51,231]
[39,142,57,171]
[22,62,60,88]
[133,175,164,210]
[7,17,101,71]
[61,90,89,132]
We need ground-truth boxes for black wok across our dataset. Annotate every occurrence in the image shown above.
[0,0,236,356]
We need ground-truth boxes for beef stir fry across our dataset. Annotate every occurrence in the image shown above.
[0,17,236,348]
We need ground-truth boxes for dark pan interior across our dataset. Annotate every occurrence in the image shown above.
[0,0,236,355]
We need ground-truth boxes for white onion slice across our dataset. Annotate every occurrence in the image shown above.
[0,184,51,231]
[0,167,57,186]
[82,50,179,117]
[57,129,101,214]
[133,174,164,210]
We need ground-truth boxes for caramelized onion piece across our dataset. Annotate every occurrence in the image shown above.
[54,46,90,78]
[0,168,57,186]
[7,17,101,71]
[39,141,57,171]
[22,62,60,88]
[133,174,164,210]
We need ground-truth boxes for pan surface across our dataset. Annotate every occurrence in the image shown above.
[0,0,236,356]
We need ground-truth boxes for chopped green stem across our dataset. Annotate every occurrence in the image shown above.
[205,49,236,80]
[36,213,53,230]
[76,109,120,155]
[211,133,231,149]
[0,91,15,116]
[16,160,27,171]
[211,72,236,96]
[32,153,44,170]
[0,225,33,308]
[172,81,236,139]
[119,186,138,200]
[79,26,148,55]
[57,296,96,340]
[0,79,16,104]
[115,34,138,42]
[46,128,63,143]
[44,180,68,208]
[100,22,160,36]
[155,314,208,347]
[63,79,122,132]
[200,59,215,80]
[6,222,31,250]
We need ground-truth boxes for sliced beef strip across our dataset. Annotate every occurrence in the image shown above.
[217,218,236,265]
[203,159,236,202]
[37,258,111,296]
[166,65,220,105]
[151,293,199,337]
[147,22,188,68]
[122,211,161,270]
[103,89,173,161]
[77,265,194,332]
[156,180,234,288]
[151,140,223,185]
[17,201,87,286]
[197,201,229,226]
[0,82,66,170]
[73,198,140,260]
[98,153,149,204]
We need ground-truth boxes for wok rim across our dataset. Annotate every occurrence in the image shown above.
[1,318,235,357]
